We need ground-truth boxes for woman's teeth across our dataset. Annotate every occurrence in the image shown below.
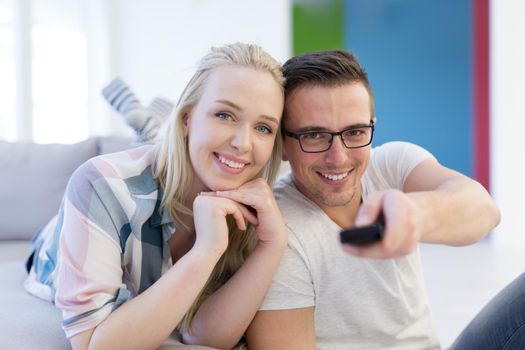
[218,155,246,169]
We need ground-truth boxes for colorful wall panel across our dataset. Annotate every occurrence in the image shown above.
[292,0,490,190]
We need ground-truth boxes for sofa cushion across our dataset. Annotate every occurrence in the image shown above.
[0,261,71,349]
[0,139,98,240]
[0,240,32,263]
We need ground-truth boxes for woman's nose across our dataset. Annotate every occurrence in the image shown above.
[230,125,253,153]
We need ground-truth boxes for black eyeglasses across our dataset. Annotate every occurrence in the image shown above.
[283,123,375,153]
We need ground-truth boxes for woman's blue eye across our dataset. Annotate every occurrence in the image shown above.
[216,112,233,121]
[255,125,272,134]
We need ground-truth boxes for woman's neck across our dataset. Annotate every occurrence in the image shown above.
[169,177,205,263]
[169,223,196,264]
[183,177,208,208]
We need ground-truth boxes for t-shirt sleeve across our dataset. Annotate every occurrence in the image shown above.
[260,229,315,310]
[365,141,436,191]
[54,160,130,338]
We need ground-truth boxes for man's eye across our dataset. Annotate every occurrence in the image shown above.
[215,112,233,121]
[345,128,366,137]
[255,125,272,134]
[302,132,322,140]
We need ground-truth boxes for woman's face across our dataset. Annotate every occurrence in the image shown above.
[184,65,284,191]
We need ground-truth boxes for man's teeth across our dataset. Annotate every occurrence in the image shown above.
[321,172,349,181]
[218,155,246,169]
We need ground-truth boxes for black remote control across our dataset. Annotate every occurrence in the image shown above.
[340,220,385,246]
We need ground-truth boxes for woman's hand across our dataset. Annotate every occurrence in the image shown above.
[201,178,287,250]
[192,193,259,257]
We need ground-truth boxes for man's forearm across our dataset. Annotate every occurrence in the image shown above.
[409,177,500,246]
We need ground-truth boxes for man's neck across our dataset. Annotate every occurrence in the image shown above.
[322,195,361,229]
[293,179,362,229]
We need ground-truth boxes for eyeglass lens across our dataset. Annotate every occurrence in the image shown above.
[299,126,372,152]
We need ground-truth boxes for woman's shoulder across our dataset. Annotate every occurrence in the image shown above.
[92,144,156,176]
[71,145,156,183]
[66,144,159,205]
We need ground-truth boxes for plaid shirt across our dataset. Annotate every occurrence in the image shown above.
[24,145,176,338]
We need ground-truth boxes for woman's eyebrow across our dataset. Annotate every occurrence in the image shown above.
[216,99,279,126]
[261,115,280,126]
[216,99,242,111]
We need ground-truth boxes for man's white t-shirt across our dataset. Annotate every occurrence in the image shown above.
[261,142,441,350]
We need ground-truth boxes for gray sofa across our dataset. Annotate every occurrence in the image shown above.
[0,136,131,349]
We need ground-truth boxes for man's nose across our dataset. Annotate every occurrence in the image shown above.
[324,135,348,164]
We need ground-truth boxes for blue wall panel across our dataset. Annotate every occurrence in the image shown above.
[344,0,473,176]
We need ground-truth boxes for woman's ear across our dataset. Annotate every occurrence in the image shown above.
[182,112,191,137]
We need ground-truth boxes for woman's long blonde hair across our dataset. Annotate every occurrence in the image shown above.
[153,43,284,331]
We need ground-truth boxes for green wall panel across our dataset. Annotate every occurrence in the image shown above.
[293,0,344,55]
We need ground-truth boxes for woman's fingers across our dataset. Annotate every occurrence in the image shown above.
[229,204,248,231]
[232,201,259,227]
[209,179,274,213]
[198,192,259,227]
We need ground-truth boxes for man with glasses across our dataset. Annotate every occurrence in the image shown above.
[245,50,501,349]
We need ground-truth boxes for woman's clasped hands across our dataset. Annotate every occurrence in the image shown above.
[194,178,287,257]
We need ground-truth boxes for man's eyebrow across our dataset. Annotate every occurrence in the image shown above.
[216,99,280,126]
[295,126,331,133]
[295,122,371,133]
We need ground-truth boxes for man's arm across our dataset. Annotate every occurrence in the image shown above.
[246,307,316,350]
[344,158,500,259]
[403,158,500,245]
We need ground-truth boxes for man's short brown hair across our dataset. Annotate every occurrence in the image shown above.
[282,50,375,124]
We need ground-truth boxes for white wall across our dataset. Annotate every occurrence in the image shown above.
[91,0,291,136]
[491,0,525,249]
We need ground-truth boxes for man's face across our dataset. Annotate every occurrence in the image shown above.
[282,82,372,212]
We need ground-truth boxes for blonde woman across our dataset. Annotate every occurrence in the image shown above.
[24,43,287,350]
